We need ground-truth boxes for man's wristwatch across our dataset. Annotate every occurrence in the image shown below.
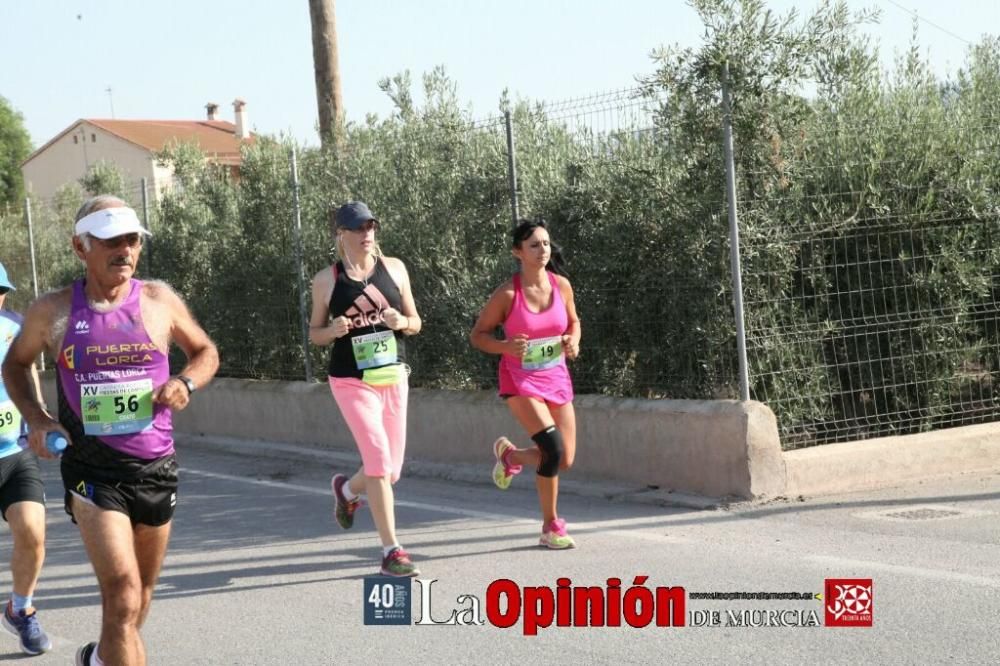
[176,375,196,396]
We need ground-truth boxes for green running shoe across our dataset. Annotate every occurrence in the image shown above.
[492,436,522,490]
[539,518,576,550]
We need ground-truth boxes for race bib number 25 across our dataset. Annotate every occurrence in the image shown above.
[353,330,398,370]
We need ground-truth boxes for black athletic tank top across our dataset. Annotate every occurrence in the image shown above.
[326,258,407,379]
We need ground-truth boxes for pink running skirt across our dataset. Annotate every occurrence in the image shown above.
[498,357,574,405]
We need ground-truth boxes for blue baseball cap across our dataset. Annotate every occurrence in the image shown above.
[335,201,379,230]
[0,262,14,291]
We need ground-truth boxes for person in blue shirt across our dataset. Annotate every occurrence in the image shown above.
[0,261,51,656]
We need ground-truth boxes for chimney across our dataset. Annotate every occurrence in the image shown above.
[205,102,219,121]
[233,98,250,139]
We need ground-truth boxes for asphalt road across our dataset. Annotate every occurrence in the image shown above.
[0,439,998,665]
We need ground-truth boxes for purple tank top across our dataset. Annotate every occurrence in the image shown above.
[57,279,173,458]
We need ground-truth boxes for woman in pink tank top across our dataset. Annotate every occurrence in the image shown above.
[470,219,582,549]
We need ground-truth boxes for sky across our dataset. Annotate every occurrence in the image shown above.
[1,0,997,149]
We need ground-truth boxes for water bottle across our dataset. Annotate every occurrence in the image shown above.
[45,432,68,455]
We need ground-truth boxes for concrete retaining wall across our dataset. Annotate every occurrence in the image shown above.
[38,376,1000,500]
[165,378,784,500]
[783,422,1000,496]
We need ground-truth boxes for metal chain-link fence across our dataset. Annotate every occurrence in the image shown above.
[3,81,999,450]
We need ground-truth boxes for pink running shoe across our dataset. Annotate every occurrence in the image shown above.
[331,474,363,529]
[539,518,576,549]
[492,437,523,490]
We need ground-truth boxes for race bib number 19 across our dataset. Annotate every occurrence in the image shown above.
[0,400,22,442]
[81,379,154,436]
[522,336,564,371]
[353,330,398,370]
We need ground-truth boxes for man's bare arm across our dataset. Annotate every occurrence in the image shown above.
[168,290,219,389]
[1,292,70,457]
[147,282,219,410]
[29,363,45,407]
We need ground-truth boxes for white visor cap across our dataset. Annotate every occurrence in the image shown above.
[75,206,152,239]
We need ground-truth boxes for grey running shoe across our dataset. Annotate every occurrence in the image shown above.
[2,601,52,655]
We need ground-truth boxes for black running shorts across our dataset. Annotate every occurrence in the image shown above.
[0,450,46,521]
[61,448,178,527]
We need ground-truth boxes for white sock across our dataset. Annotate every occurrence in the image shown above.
[91,644,105,666]
[10,592,32,613]
[342,485,359,502]
[383,544,401,557]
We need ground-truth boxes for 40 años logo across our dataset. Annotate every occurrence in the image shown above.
[411,576,685,634]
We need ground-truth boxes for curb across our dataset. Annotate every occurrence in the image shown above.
[782,421,1000,497]
[178,433,723,511]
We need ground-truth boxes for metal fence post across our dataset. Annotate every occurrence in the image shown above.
[24,196,44,371]
[140,178,151,272]
[722,62,750,402]
[290,147,314,383]
[504,110,520,225]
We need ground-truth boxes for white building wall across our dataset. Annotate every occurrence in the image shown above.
[21,122,158,203]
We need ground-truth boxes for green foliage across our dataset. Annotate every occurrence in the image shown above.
[637,0,1000,445]
[7,0,1000,450]
[0,95,32,207]
[0,183,84,313]
[79,160,128,200]
[637,0,888,433]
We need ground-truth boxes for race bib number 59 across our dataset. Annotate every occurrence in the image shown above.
[0,400,22,442]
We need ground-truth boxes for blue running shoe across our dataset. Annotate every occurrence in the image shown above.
[2,601,52,655]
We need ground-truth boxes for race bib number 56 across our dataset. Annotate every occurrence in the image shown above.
[81,379,154,436]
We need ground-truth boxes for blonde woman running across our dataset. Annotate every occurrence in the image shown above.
[310,202,422,577]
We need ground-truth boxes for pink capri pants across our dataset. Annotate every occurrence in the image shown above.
[328,375,408,483]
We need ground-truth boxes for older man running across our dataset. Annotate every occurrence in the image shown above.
[2,195,219,666]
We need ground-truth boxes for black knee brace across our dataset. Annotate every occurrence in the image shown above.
[532,426,563,478]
